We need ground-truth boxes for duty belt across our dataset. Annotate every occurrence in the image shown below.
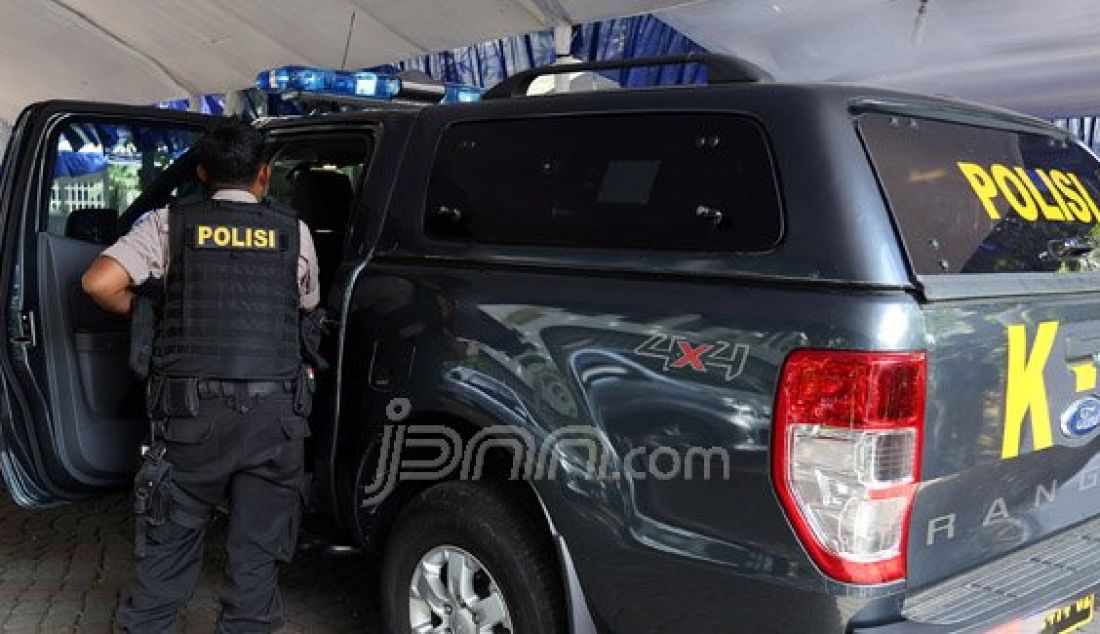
[197,379,294,399]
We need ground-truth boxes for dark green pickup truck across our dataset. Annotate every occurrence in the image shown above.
[2,55,1100,632]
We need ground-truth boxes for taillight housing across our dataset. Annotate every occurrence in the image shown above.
[772,349,926,584]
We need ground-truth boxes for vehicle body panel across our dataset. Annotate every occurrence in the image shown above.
[335,83,937,631]
[344,84,1100,631]
[341,257,924,630]
[852,109,1100,592]
[909,295,1100,590]
[5,82,1100,633]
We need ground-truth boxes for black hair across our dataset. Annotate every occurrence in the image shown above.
[194,117,265,188]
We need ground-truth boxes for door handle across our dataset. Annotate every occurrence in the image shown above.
[9,310,36,347]
[433,205,463,221]
[695,205,724,226]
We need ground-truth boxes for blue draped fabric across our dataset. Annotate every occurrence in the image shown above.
[571,16,708,86]
[53,151,108,178]
[1053,117,1100,154]
[377,14,707,88]
[156,94,226,115]
[51,122,198,178]
[375,28,555,88]
[174,14,705,118]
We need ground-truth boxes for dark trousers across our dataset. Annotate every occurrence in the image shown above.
[116,394,309,633]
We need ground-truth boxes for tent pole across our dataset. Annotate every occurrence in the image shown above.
[553,22,572,93]
[225,91,243,117]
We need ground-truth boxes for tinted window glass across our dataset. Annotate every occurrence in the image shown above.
[265,135,371,214]
[425,114,782,251]
[47,120,200,243]
[265,133,373,291]
[859,113,1100,275]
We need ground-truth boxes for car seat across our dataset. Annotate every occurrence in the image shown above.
[290,170,353,295]
[65,208,118,245]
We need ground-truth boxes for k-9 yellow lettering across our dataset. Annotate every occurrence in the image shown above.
[957,161,1100,223]
[195,225,278,250]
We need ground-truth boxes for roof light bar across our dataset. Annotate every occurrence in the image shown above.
[255,66,483,105]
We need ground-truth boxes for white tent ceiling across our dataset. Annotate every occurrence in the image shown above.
[658,0,1100,118]
[2,0,1100,121]
[0,0,689,120]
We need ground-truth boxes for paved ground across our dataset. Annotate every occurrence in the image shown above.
[4,490,1100,634]
[0,492,381,632]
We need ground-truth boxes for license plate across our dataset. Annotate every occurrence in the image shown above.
[1039,593,1096,634]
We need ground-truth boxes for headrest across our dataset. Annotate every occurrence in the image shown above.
[290,170,353,232]
[65,208,117,245]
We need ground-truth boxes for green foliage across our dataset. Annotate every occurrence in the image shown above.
[107,163,141,211]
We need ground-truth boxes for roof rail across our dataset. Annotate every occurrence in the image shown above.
[482,53,773,100]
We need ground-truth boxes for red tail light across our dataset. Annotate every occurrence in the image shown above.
[772,350,926,584]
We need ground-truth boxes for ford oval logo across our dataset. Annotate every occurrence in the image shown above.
[1061,396,1100,439]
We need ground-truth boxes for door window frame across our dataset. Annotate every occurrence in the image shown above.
[33,114,207,237]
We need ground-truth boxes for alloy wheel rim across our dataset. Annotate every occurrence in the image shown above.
[408,545,513,634]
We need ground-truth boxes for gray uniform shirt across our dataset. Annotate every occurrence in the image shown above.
[102,189,320,310]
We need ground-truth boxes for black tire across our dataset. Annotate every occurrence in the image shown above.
[381,481,568,634]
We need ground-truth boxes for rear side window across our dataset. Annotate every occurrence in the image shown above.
[858,113,1100,276]
[425,114,782,251]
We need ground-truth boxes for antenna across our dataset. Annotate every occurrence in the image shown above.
[912,0,930,47]
[341,11,357,70]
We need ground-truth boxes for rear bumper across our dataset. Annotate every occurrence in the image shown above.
[855,583,1098,633]
[855,515,1100,633]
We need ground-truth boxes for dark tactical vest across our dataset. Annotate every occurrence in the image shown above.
[151,198,301,381]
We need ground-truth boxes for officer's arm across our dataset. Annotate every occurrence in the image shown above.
[82,256,134,315]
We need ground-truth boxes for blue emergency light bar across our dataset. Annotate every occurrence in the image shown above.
[255,66,484,105]
[444,84,485,104]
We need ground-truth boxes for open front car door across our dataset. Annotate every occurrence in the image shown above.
[0,101,211,507]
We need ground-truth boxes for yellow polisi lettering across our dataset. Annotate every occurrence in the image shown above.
[1016,167,1065,221]
[1033,169,1071,220]
[1002,321,1057,460]
[193,225,279,250]
[957,162,1001,220]
[230,227,247,248]
[1049,170,1093,222]
[957,162,1100,224]
[1067,172,1100,222]
[991,164,1039,221]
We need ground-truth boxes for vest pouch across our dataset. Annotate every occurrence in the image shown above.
[156,377,200,419]
[129,277,164,379]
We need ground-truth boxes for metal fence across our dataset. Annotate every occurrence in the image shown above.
[49,173,108,215]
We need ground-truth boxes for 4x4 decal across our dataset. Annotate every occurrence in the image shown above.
[634,334,749,381]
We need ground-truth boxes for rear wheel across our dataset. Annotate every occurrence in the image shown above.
[381,481,567,634]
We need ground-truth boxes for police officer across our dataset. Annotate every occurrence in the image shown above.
[81,117,320,632]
